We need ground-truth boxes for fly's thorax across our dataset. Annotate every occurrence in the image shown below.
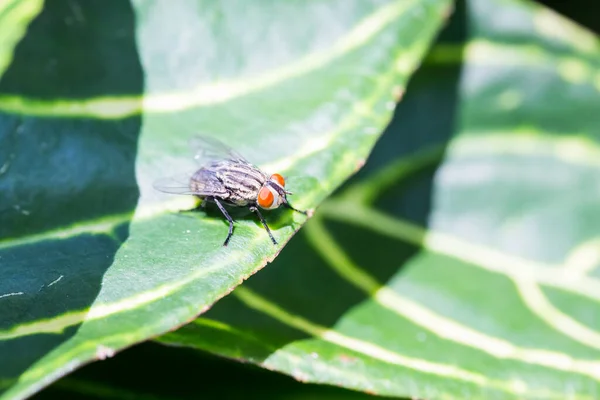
[214,160,267,204]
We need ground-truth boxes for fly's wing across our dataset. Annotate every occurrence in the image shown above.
[153,169,228,197]
[189,135,248,166]
[153,172,197,195]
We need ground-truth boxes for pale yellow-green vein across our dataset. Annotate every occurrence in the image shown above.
[233,286,581,399]
[187,317,276,352]
[0,0,420,118]
[467,40,600,87]
[0,196,205,252]
[141,0,418,113]
[180,319,376,393]
[338,132,600,215]
[0,211,131,251]
[514,277,600,351]
[0,233,267,340]
[426,39,600,91]
[261,34,421,178]
[338,145,446,205]
[321,201,600,304]
[533,7,600,55]
[564,238,600,276]
[304,215,600,381]
[451,130,600,170]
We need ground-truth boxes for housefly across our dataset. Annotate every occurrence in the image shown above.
[153,136,306,246]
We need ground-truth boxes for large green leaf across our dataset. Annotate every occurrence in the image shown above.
[158,0,600,398]
[0,0,450,398]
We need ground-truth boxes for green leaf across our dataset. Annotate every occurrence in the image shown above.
[0,0,450,398]
[40,342,379,400]
[157,0,600,398]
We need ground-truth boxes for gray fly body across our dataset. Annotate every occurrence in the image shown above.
[153,136,306,246]
[191,159,267,206]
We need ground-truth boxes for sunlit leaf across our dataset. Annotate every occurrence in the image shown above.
[158,0,600,398]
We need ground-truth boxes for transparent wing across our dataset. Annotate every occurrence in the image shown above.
[189,135,248,165]
[153,169,229,197]
[152,172,197,195]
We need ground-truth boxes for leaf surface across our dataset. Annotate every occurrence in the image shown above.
[158,0,600,398]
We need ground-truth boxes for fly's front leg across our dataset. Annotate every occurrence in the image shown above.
[211,197,235,246]
[282,194,307,215]
[249,205,277,245]
[284,202,307,215]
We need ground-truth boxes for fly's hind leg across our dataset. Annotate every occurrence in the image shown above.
[211,197,235,246]
[250,205,277,245]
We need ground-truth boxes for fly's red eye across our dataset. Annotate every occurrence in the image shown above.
[271,173,285,187]
[258,187,274,208]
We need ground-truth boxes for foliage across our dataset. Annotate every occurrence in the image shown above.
[1,0,599,399]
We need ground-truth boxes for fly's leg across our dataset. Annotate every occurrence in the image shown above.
[284,202,307,215]
[211,197,235,246]
[282,195,307,215]
[250,206,277,245]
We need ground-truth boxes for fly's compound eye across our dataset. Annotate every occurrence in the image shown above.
[270,173,285,187]
[258,186,280,210]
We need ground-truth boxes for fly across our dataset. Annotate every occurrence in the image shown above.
[153,136,307,246]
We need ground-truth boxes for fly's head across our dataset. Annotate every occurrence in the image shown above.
[257,173,293,210]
